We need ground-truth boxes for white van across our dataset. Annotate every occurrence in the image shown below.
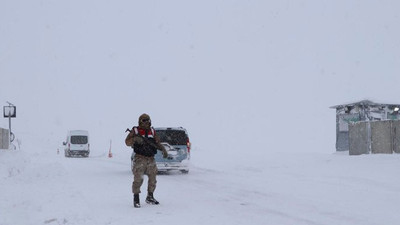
[63,130,90,157]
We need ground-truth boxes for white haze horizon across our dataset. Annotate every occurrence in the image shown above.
[1,1,400,225]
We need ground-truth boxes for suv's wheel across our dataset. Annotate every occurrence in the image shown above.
[180,170,189,174]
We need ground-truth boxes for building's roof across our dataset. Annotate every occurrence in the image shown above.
[330,100,400,109]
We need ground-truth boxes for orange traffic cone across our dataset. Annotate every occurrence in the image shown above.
[108,140,113,158]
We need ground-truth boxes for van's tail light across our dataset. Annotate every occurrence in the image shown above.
[187,139,191,153]
[88,143,90,150]
[68,143,70,150]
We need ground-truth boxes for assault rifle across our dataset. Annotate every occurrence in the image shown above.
[126,128,172,159]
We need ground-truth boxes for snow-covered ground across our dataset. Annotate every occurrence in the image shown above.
[2,133,400,225]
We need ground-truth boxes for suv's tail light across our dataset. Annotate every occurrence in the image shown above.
[187,139,191,153]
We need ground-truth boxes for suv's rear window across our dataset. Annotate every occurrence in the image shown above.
[71,136,88,144]
[156,130,187,145]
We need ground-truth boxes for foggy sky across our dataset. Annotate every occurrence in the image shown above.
[1,1,399,155]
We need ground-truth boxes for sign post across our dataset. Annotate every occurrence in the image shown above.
[3,102,16,149]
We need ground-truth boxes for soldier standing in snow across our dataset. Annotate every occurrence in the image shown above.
[125,113,168,208]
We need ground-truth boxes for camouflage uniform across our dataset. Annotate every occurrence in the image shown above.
[125,113,167,207]
[132,154,158,194]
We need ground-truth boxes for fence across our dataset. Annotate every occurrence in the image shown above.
[349,120,400,155]
[0,128,10,149]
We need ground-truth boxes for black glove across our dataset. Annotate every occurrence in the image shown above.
[162,149,168,158]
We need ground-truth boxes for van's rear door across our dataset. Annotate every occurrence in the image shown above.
[70,135,88,150]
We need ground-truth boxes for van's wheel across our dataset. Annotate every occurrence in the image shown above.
[180,170,189,174]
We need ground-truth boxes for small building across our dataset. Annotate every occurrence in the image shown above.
[330,100,400,151]
[0,127,9,149]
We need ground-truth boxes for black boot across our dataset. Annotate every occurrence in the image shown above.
[134,194,141,208]
[145,192,159,205]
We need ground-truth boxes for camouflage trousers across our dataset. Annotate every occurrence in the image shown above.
[132,154,158,194]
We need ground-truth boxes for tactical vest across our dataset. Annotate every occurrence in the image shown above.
[132,127,158,157]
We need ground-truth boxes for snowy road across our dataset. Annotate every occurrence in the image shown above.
[2,147,400,225]
[1,149,277,225]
